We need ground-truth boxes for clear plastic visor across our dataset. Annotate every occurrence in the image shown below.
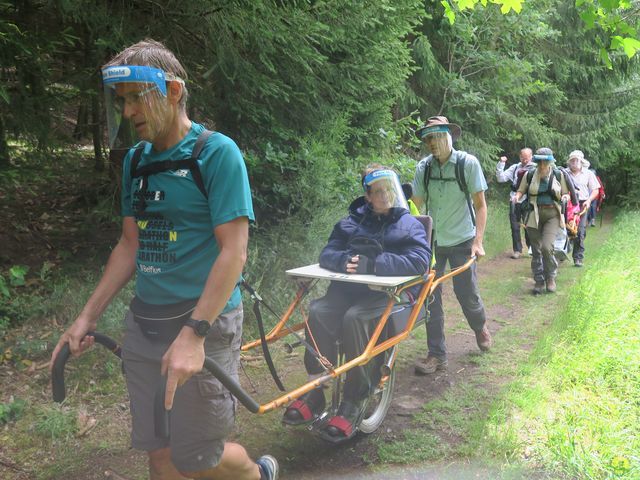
[363,170,409,213]
[102,65,178,150]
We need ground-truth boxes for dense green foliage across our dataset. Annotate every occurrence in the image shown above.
[1,1,639,323]
[1,1,639,188]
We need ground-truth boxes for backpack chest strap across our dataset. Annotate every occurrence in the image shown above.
[128,130,213,214]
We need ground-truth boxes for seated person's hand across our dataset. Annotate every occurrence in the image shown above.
[345,254,374,274]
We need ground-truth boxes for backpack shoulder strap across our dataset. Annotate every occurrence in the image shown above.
[422,156,433,209]
[527,169,534,185]
[129,145,145,181]
[556,167,578,204]
[454,155,468,194]
[455,153,476,227]
[188,129,214,199]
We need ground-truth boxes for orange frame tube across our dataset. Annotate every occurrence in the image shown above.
[240,257,475,414]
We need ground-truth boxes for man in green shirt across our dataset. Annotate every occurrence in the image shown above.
[411,116,492,375]
[51,39,278,480]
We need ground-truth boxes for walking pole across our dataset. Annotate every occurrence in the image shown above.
[599,203,604,228]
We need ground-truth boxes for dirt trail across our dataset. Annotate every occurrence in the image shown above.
[0,214,613,480]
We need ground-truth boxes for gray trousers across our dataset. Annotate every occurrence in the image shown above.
[527,207,560,283]
[425,238,486,359]
[303,283,395,403]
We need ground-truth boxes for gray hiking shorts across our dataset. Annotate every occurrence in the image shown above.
[121,304,243,473]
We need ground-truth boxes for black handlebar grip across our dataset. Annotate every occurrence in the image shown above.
[52,343,73,403]
[203,357,260,413]
[51,332,122,403]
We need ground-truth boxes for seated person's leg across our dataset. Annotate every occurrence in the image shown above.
[323,291,391,439]
[284,285,351,425]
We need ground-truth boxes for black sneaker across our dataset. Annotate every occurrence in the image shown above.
[256,455,279,480]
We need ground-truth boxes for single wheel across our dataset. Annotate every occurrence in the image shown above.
[358,356,396,434]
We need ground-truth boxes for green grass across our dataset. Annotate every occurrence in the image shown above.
[33,406,77,441]
[484,198,513,259]
[483,211,640,479]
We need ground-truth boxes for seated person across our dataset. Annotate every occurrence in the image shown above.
[282,164,432,441]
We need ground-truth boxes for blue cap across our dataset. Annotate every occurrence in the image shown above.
[533,154,555,162]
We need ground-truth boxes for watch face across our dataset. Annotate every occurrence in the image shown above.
[196,320,210,337]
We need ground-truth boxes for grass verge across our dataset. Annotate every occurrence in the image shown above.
[483,210,640,479]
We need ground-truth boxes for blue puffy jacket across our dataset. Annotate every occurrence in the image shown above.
[319,197,431,277]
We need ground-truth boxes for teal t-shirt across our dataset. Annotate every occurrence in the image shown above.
[122,123,255,311]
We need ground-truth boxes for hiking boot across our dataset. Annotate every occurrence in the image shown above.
[533,281,545,295]
[256,455,279,480]
[510,251,522,259]
[574,259,583,267]
[546,278,556,293]
[475,326,492,352]
[414,356,448,375]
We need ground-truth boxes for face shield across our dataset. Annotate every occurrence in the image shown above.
[102,65,183,150]
[362,170,409,213]
[422,129,453,159]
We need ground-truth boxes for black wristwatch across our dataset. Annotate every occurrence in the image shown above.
[184,318,211,338]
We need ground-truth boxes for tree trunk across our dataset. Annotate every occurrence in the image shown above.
[73,103,89,140]
[0,114,9,167]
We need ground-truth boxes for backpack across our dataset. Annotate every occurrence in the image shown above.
[513,164,536,192]
[128,130,213,215]
[596,175,606,207]
[525,167,578,206]
[422,154,475,226]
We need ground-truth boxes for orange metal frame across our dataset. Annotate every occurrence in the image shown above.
[240,258,475,414]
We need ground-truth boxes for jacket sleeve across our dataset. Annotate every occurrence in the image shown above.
[374,221,431,276]
[318,220,351,273]
[496,162,516,184]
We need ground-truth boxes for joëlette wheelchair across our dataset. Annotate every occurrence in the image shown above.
[52,215,475,443]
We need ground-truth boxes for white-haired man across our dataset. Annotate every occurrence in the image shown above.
[567,150,599,267]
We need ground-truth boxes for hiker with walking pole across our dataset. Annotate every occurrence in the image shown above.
[515,148,572,294]
[50,39,279,480]
[410,116,492,376]
[566,150,600,267]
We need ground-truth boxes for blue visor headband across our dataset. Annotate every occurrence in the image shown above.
[363,169,397,191]
[533,154,555,162]
[418,125,449,139]
[102,65,171,97]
